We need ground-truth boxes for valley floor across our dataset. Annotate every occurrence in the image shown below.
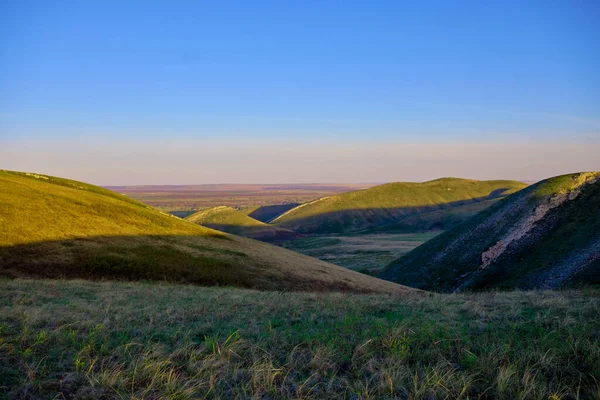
[1,280,599,399]
[282,232,440,274]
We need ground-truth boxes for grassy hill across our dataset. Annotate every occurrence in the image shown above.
[185,206,298,241]
[0,170,410,294]
[272,178,527,234]
[379,172,600,291]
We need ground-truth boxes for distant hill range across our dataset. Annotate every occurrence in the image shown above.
[271,178,528,234]
[186,206,298,241]
[379,172,600,291]
[0,170,410,294]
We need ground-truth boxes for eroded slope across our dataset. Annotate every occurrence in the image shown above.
[380,172,600,291]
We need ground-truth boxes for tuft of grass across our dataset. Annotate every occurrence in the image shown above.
[1,279,599,399]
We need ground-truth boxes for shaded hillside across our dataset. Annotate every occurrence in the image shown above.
[380,172,600,291]
[273,178,527,234]
[186,206,298,241]
[0,170,411,294]
[246,203,300,222]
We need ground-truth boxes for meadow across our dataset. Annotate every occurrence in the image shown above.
[283,233,440,275]
[1,279,599,399]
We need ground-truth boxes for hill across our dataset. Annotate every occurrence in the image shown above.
[185,206,298,241]
[379,172,600,291]
[0,170,410,294]
[272,178,527,234]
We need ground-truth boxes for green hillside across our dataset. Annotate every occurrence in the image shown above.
[186,206,298,241]
[380,172,600,291]
[272,178,527,234]
[0,170,410,294]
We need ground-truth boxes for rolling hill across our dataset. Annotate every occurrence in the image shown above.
[0,170,411,294]
[185,206,298,241]
[272,178,528,234]
[379,172,600,291]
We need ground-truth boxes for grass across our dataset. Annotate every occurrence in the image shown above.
[1,279,599,399]
[0,170,410,294]
[283,233,439,274]
[272,178,527,234]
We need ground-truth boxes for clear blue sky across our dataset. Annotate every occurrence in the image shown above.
[1,1,599,184]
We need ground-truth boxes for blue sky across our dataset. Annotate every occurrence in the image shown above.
[1,1,599,184]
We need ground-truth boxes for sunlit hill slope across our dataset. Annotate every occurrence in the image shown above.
[272,178,528,234]
[186,206,298,241]
[0,170,411,294]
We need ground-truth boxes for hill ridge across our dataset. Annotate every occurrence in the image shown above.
[273,178,527,234]
[379,172,600,291]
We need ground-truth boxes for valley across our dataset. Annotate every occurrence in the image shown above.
[1,169,599,398]
[282,232,440,274]
[3,2,597,397]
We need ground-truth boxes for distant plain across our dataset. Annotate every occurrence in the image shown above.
[105,184,375,215]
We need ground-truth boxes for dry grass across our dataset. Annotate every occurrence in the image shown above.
[1,279,599,399]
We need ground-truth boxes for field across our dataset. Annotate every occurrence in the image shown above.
[1,279,599,399]
[104,184,374,213]
[283,233,440,274]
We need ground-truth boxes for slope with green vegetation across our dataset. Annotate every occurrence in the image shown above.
[185,206,298,241]
[1,279,599,399]
[380,172,600,291]
[272,178,527,234]
[0,170,410,294]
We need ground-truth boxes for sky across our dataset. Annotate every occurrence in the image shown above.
[1,0,599,185]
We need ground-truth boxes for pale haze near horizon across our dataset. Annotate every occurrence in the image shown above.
[1,139,598,186]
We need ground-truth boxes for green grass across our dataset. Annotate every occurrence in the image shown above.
[1,279,599,399]
[0,170,411,294]
[272,178,527,234]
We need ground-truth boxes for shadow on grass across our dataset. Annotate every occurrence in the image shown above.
[0,234,406,294]
[0,234,253,288]
[247,203,300,223]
